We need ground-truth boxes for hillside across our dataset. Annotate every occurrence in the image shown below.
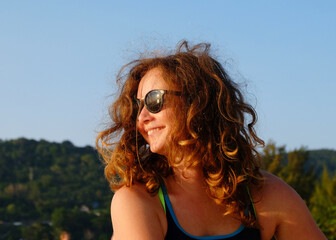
[0,138,113,239]
[308,149,336,175]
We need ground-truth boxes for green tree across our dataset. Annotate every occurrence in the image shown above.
[91,210,113,239]
[51,207,92,239]
[310,168,336,239]
[21,222,54,240]
[261,143,317,204]
[0,225,21,240]
[261,141,286,175]
[279,148,317,202]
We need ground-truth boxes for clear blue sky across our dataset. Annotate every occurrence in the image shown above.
[1,1,335,150]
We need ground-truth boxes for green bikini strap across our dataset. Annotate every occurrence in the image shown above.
[246,185,276,240]
[158,187,166,214]
[246,185,258,220]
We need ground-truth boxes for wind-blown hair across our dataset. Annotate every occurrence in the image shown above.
[96,41,265,227]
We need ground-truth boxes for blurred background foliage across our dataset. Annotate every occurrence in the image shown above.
[0,138,112,239]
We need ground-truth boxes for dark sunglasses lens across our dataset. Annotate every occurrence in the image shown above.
[146,91,163,113]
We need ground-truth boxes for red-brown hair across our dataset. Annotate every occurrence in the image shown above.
[96,41,264,227]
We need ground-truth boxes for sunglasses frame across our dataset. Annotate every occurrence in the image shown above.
[136,89,182,113]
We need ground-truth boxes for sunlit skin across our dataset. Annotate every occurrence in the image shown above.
[136,68,177,157]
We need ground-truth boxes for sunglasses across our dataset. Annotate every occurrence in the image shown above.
[136,89,182,113]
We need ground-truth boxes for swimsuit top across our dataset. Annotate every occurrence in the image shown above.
[159,183,261,240]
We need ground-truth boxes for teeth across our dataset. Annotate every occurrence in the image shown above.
[147,128,161,135]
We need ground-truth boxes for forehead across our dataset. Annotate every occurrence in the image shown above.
[137,68,169,99]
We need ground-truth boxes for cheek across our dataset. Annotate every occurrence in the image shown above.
[137,122,147,139]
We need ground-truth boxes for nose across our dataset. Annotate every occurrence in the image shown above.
[137,105,154,126]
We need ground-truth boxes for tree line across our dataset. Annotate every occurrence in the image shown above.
[0,138,335,239]
[0,138,112,239]
[262,141,336,238]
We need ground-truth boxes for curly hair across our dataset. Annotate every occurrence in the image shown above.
[96,41,265,227]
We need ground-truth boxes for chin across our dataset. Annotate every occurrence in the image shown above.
[149,145,167,156]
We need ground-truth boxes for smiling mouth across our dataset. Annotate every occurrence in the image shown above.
[147,127,164,136]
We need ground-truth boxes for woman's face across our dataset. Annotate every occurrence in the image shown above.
[136,68,177,157]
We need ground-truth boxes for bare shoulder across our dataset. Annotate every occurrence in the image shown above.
[252,171,326,240]
[111,183,166,240]
[112,183,154,208]
[259,171,300,204]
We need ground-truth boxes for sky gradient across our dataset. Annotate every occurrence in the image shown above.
[1,1,335,150]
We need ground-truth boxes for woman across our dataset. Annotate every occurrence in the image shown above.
[97,41,326,240]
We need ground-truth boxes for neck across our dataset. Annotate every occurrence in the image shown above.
[165,163,207,196]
